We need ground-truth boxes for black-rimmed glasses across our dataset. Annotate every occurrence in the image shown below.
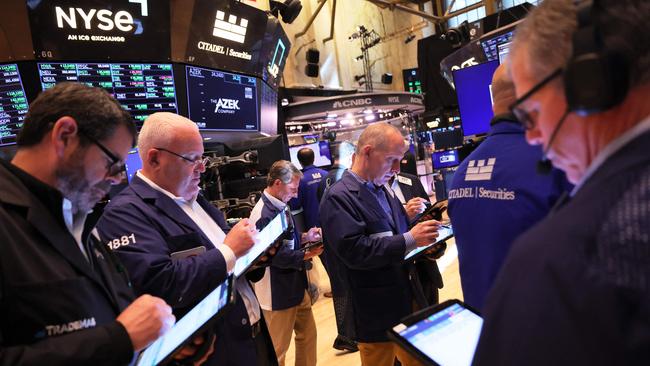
[510,68,563,130]
[155,147,210,168]
[78,130,127,178]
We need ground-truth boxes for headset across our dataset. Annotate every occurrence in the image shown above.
[564,0,629,116]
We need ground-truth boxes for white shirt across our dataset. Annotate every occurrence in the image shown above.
[136,171,261,325]
[62,198,90,261]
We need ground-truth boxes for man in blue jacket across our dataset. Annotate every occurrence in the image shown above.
[250,160,323,366]
[294,147,328,230]
[97,112,277,366]
[473,0,650,364]
[448,63,570,311]
[320,123,441,366]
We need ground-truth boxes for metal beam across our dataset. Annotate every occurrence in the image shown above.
[323,0,337,44]
[295,0,329,39]
[366,0,445,23]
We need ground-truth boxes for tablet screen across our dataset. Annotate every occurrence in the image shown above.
[233,212,287,277]
[137,278,231,366]
[394,302,483,366]
[405,225,453,260]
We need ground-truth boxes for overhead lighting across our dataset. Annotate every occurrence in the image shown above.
[326,121,337,127]
[345,113,354,119]
[340,119,353,126]
[281,98,290,106]
[353,55,364,62]
[327,113,337,118]
[365,114,376,121]
[363,109,373,114]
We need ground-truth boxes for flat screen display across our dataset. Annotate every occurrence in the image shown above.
[431,126,464,151]
[289,141,332,170]
[260,17,291,89]
[233,212,287,277]
[37,62,178,129]
[186,65,259,131]
[136,277,232,366]
[125,148,142,183]
[433,149,460,170]
[259,80,278,134]
[0,64,29,147]
[497,41,512,64]
[480,30,514,62]
[453,60,499,137]
[393,301,483,366]
[403,68,422,94]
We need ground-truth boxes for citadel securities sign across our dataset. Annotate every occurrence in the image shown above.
[186,0,267,76]
[26,0,171,61]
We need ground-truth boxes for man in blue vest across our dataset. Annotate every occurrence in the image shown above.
[447,63,570,311]
[250,160,322,366]
[294,147,328,230]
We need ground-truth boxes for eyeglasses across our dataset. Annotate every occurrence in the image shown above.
[78,130,126,179]
[510,68,563,130]
[155,147,210,168]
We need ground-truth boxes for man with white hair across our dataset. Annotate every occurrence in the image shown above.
[97,112,278,365]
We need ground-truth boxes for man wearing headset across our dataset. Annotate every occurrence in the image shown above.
[474,0,650,364]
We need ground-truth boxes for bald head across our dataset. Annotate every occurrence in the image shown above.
[352,123,407,185]
[138,112,201,162]
[356,123,404,154]
[491,63,517,116]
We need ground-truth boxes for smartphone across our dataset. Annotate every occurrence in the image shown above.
[409,199,448,229]
[299,241,323,252]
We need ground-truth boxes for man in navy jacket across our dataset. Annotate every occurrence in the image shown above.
[320,123,441,366]
[474,0,650,364]
[293,147,327,229]
[250,160,322,366]
[97,112,277,366]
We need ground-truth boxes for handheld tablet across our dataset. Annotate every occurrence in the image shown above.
[388,299,483,366]
[137,275,235,366]
[404,224,454,261]
[233,212,288,277]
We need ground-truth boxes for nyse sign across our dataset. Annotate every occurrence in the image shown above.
[27,0,170,61]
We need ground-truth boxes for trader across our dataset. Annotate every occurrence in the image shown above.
[294,147,327,229]
[250,160,322,366]
[0,83,174,365]
[317,140,355,201]
[320,123,441,366]
[447,63,570,311]
[474,0,650,364]
[97,112,277,366]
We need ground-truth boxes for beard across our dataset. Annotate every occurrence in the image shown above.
[55,148,111,213]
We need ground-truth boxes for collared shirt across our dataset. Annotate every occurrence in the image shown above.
[571,114,650,196]
[62,198,90,261]
[347,170,417,253]
[136,171,260,324]
[387,176,407,204]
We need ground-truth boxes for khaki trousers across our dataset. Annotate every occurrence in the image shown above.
[358,341,424,366]
[262,291,317,366]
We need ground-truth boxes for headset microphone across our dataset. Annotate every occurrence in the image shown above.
[537,109,570,175]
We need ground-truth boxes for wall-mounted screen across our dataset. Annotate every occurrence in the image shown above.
[259,80,278,135]
[433,149,460,170]
[259,17,291,89]
[431,126,464,151]
[480,30,514,62]
[0,63,29,147]
[402,68,422,94]
[289,141,332,170]
[186,65,258,131]
[453,60,499,137]
[37,62,178,129]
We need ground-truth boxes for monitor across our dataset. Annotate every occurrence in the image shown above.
[498,41,512,64]
[259,80,278,135]
[403,68,422,94]
[186,65,259,131]
[431,126,464,151]
[480,29,514,62]
[0,63,29,147]
[433,149,460,170]
[37,63,178,129]
[125,148,142,183]
[260,17,291,89]
[453,60,499,137]
[289,141,332,170]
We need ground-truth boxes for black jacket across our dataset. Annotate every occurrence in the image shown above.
[0,160,134,366]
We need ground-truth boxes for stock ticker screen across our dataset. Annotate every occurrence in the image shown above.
[37,63,178,128]
[0,64,29,147]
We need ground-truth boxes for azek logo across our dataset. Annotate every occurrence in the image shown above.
[213,10,248,44]
[465,158,496,181]
[214,98,240,113]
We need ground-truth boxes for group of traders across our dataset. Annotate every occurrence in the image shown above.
[1,0,648,365]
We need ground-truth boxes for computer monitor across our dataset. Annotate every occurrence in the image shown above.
[289,141,332,170]
[37,62,178,129]
[453,60,499,137]
[186,65,259,131]
[480,29,514,62]
[0,63,29,147]
[125,148,143,183]
[431,126,464,151]
[498,41,512,64]
[402,68,422,94]
[433,149,460,170]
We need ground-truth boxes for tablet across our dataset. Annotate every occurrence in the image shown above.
[137,275,235,366]
[409,199,448,229]
[233,212,288,277]
[404,224,454,261]
[388,299,483,366]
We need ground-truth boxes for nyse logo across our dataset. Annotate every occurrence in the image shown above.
[54,1,147,32]
[214,98,240,113]
[465,158,496,181]
[213,10,248,44]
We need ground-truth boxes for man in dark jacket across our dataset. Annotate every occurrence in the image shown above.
[0,83,174,365]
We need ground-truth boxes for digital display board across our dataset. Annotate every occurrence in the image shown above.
[433,149,460,170]
[289,141,332,170]
[480,30,514,62]
[185,0,268,77]
[186,65,258,131]
[259,17,291,89]
[37,62,178,128]
[453,60,499,137]
[402,68,422,94]
[26,0,171,61]
[0,64,29,147]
